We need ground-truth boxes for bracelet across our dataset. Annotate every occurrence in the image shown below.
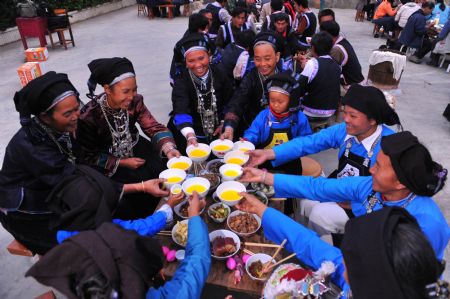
[261,169,267,185]
[141,181,145,193]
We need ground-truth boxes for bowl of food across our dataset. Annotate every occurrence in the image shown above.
[251,182,275,198]
[227,210,261,237]
[216,181,246,206]
[249,190,269,205]
[223,150,249,166]
[246,253,275,281]
[233,140,255,153]
[208,203,231,223]
[182,177,210,198]
[197,173,221,193]
[219,163,243,182]
[170,184,183,195]
[174,199,205,219]
[206,159,225,174]
[172,219,189,247]
[159,169,187,189]
[209,229,241,260]
[210,139,234,158]
[186,143,211,163]
[167,156,193,172]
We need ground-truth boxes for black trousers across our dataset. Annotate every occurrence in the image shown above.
[0,211,57,255]
[111,137,166,220]
[415,37,439,59]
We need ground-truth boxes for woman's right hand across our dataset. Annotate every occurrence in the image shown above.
[186,133,198,147]
[188,191,206,218]
[246,149,275,167]
[236,192,267,218]
[143,178,169,197]
[120,157,145,169]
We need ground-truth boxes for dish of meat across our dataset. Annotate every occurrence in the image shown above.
[227,211,261,237]
[209,229,241,259]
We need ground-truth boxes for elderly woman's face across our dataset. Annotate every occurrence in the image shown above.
[185,50,210,77]
[254,44,279,76]
[369,150,404,194]
[105,77,137,110]
[41,95,80,133]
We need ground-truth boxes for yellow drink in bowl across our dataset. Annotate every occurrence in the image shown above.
[224,170,239,177]
[220,190,241,201]
[189,149,208,158]
[167,177,183,183]
[213,145,231,151]
[239,148,249,152]
[171,161,190,170]
[172,187,182,194]
[226,157,245,165]
[186,184,207,194]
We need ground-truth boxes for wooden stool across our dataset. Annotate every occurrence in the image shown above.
[137,4,147,16]
[7,239,34,256]
[300,157,323,178]
[373,24,380,36]
[48,28,74,50]
[355,10,365,22]
[158,4,175,19]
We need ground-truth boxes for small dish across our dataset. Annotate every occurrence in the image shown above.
[159,169,187,189]
[167,156,193,171]
[186,143,211,163]
[216,181,246,206]
[245,253,275,281]
[223,150,249,166]
[219,163,243,181]
[208,203,231,223]
[210,139,234,158]
[181,177,210,198]
[233,140,255,152]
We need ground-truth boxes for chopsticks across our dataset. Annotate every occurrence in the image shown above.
[243,242,281,248]
[264,253,297,272]
[157,231,172,236]
[243,249,256,256]
[262,239,286,273]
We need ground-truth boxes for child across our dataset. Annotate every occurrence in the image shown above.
[243,72,312,175]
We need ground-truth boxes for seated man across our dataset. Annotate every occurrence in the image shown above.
[216,6,249,50]
[373,0,399,37]
[317,8,335,25]
[260,0,287,29]
[247,84,402,242]
[395,0,420,29]
[295,31,341,120]
[292,0,317,46]
[320,20,365,86]
[397,1,434,54]
[241,131,450,260]
[409,18,450,65]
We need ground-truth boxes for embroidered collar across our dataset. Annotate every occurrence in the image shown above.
[344,125,382,153]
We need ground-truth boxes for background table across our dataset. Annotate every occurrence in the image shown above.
[16,17,48,50]
[156,196,298,298]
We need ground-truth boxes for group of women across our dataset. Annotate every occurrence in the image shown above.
[0,6,449,299]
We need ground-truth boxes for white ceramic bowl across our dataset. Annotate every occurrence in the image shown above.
[182,177,211,198]
[174,199,205,219]
[167,156,193,171]
[209,229,241,260]
[172,219,189,247]
[170,184,183,195]
[216,181,246,206]
[227,210,261,237]
[223,150,249,166]
[208,202,231,223]
[159,169,187,189]
[245,253,275,281]
[233,140,255,152]
[186,143,211,163]
[210,139,234,158]
[219,163,243,181]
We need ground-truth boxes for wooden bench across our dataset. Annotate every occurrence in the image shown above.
[7,239,57,299]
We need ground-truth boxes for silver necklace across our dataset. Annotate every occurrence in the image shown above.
[189,69,219,138]
[98,95,134,158]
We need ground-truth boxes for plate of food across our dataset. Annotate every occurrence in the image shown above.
[209,229,241,260]
[197,173,221,193]
[174,199,205,219]
[246,253,275,281]
[251,182,275,198]
[172,220,189,247]
[208,203,231,223]
[206,159,225,174]
[227,210,261,237]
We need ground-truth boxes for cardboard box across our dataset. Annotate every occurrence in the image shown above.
[25,47,49,62]
[17,62,47,87]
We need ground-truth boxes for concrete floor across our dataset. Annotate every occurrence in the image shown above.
[0,5,449,298]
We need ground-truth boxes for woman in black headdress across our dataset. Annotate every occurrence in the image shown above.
[0,72,169,254]
[77,57,180,219]
[167,33,234,151]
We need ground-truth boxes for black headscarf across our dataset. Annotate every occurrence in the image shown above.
[253,30,284,54]
[342,84,401,127]
[175,32,211,58]
[341,207,418,299]
[87,57,135,97]
[272,12,290,23]
[266,72,300,110]
[26,222,164,299]
[381,131,448,196]
[13,71,79,127]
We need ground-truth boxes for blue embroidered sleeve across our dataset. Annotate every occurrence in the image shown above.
[174,114,193,130]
